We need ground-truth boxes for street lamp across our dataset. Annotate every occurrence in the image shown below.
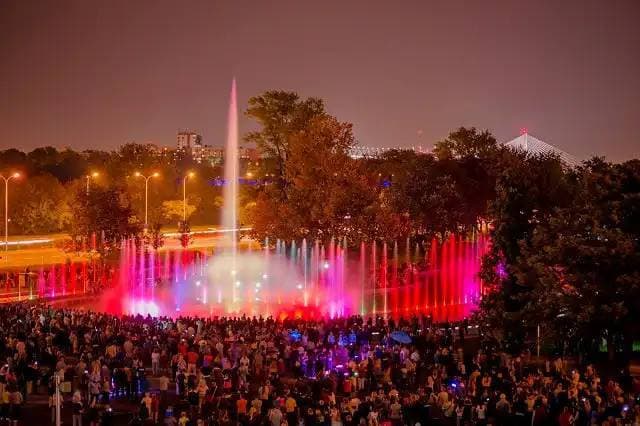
[134,171,159,228]
[1,172,20,251]
[85,171,99,195]
[182,171,195,222]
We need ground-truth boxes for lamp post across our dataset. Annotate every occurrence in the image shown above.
[1,172,20,251]
[135,172,159,228]
[85,171,99,195]
[55,370,61,426]
[182,172,195,222]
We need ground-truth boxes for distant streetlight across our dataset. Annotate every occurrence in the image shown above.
[85,171,99,195]
[1,172,21,251]
[182,171,195,222]
[135,171,159,228]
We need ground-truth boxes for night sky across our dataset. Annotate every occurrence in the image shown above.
[1,1,639,161]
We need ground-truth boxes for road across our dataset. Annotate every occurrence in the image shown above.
[0,247,89,268]
[0,230,258,269]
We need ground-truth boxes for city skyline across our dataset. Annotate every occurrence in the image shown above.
[1,1,639,162]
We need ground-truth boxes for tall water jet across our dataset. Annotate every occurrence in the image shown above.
[219,78,239,310]
[222,78,239,254]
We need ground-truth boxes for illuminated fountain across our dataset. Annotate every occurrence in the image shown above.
[9,79,489,321]
[14,232,489,321]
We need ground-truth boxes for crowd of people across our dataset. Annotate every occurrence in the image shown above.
[0,302,638,425]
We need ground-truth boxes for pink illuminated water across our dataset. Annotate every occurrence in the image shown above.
[23,234,489,322]
[222,78,239,254]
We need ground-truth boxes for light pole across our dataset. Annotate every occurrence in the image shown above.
[1,172,20,251]
[182,172,195,222]
[55,370,61,426]
[85,171,99,196]
[135,171,159,228]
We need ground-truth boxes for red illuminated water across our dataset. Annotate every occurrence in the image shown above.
[12,233,489,322]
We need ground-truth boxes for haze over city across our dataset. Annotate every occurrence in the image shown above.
[1,0,639,161]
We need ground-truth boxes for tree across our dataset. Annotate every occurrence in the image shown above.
[53,149,88,182]
[111,143,162,171]
[27,146,60,172]
[433,127,499,160]
[245,91,325,194]
[371,145,492,241]
[481,151,571,279]
[69,186,141,247]
[10,174,70,235]
[382,152,467,238]
[246,112,380,243]
[178,220,192,248]
[0,149,27,171]
[476,151,573,349]
[508,159,640,363]
[144,223,165,251]
[434,128,503,228]
[162,200,197,224]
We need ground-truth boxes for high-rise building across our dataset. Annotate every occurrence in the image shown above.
[175,130,264,165]
[238,146,260,161]
[203,146,225,164]
[177,131,202,152]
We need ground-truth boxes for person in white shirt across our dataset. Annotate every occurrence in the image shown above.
[151,349,161,376]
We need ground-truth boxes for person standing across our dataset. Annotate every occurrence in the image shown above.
[49,384,62,424]
[89,371,101,406]
[237,393,248,422]
[1,384,10,422]
[196,380,208,413]
[151,349,161,376]
[268,404,283,426]
[475,403,487,425]
[186,348,199,376]
[178,411,189,426]
[285,393,297,426]
[159,372,170,402]
[72,390,84,426]
[259,380,272,415]
[101,377,110,403]
[140,392,152,421]
[389,397,402,425]
[9,387,23,426]
[151,393,160,424]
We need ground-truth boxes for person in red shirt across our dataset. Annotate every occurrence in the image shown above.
[151,393,160,423]
[557,406,573,426]
[237,393,248,418]
[203,352,214,369]
[187,349,199,375]
[178,340,188,357]
[343,377,352,394]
